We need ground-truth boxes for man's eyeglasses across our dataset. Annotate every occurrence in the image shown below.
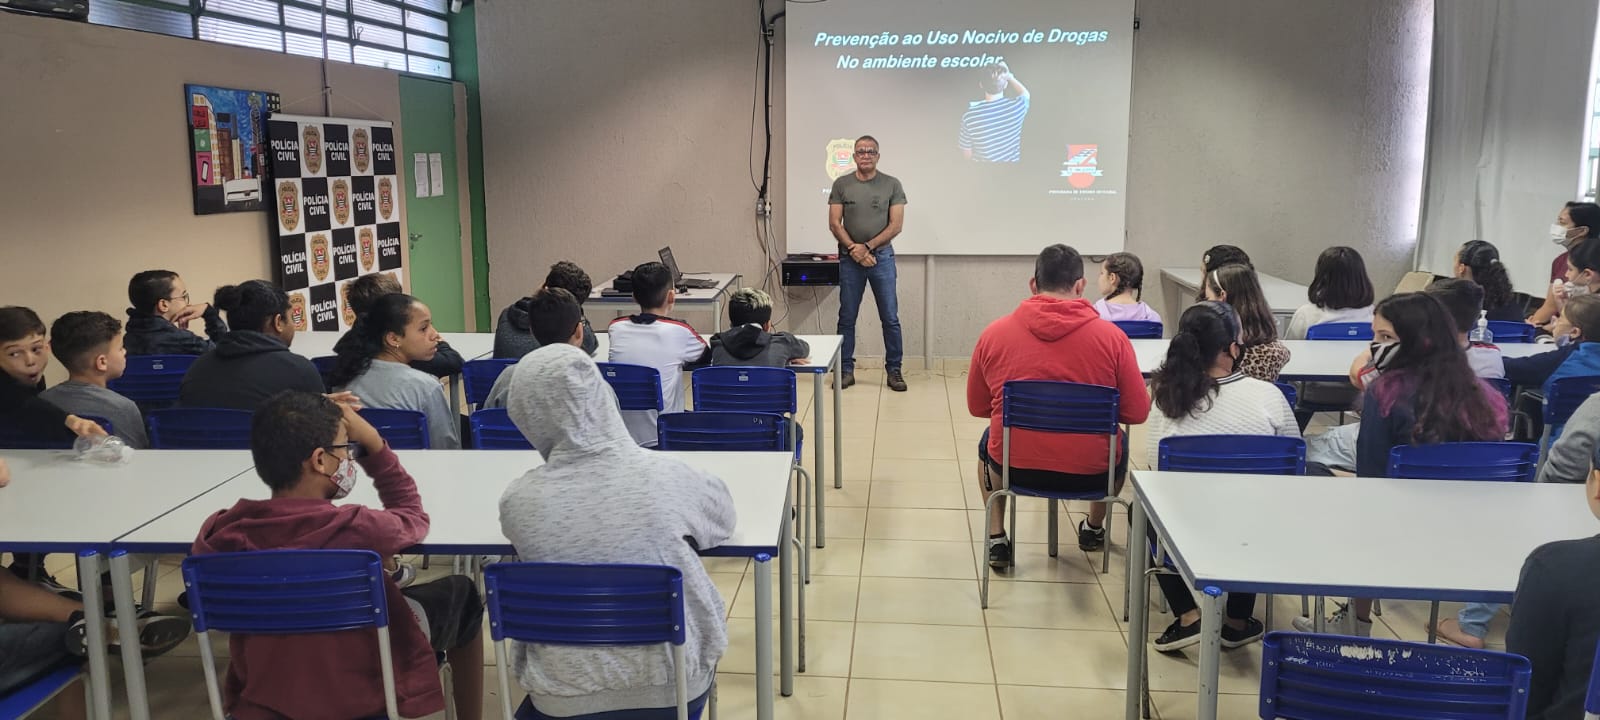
[323,442,363,458]
[169,292,190,302]
[854,149,879,156]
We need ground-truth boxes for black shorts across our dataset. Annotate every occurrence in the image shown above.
[978,428,1127,496]
[401,575,482,653]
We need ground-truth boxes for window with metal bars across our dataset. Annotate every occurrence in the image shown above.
[85,0,452,78]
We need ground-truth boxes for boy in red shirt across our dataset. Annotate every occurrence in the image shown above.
[967,244,1151,570]
[192,391,483,720]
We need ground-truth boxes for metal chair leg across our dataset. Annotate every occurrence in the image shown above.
[1046,502,1059,558]
[141,557,160,610]
[1427,601,1441,644]
[980,489,1011,609]
[1372,598,1383,616]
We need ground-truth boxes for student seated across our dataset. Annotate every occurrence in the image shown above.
[1092,252,1161,324]
[0,557,190,720]
[1296,292,1507,638]
[191,391,482,720]
[123,270,228,356]
[1145,301,1297,652]
[1506,443,1600,720]
[1454,240,1521,322]
[179,281,324,411]
[329,293,460,449]
[40,311,148,449]
[499,343,736,718]
[1535,391,1600,484]
[607,262,711,447]
[1527,201,1600,329]
[344,273,463,378]
[1201,264,1291,381]
[709,288,810,367]
[1194,245,1252,303]
[0,306,109,444]
[1284,246,1375,340]
[968,244,1150,569]
[494,261,599,359]
[483,288,587,410]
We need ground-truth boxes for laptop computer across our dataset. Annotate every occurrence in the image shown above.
[659,246,719,289]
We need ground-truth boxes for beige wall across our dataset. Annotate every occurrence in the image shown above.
[0,12,407,380]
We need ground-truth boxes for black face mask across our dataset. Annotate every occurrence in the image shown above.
[1228,344,1242,372]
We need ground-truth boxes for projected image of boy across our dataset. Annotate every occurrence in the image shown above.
[959,61,1030,163]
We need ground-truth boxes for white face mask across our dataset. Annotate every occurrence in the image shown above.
[328,456,358,500]
[1553,224,1574,245]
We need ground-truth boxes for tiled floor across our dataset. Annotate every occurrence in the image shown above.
[22,367,1511,719]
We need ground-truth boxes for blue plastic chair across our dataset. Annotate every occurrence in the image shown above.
[1259,632,1531,720]
[483,563,713,720]
[0,663,82,720]
[1305,322,1374,340]
[1112,320,1163,339]
[657,411,790,452]
[311,355,338,386]
[182,550,402,720]
[146,408,252,449]
[358,408,430,450]
[1542,375,1600,457]
[1388,442,1540,483]
[981,380,1122,609]
[0,415,112,450]
[596,363,664,412]
[108,354,196,409]
[463,359,516,408]
[1584,636,1600,719]
[1273,382,1298,408]
[1486,321,1535,343]
[1487,377,1514,404]
[691,367,802,460]
[470,408,535,450]
[1159,435,1307,476]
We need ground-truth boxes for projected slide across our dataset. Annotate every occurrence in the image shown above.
[785,0,1134,256]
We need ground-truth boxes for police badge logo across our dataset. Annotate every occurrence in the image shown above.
[378,177,394,220]
[352,128,371,173]
[826,138,856,181]
[359,227,376,272]
[332,179,351,225]
[310,234,331,281]
[302,125,323,175]
[277,181,300,231]
[340,284,357,326]
[288,293,308,331]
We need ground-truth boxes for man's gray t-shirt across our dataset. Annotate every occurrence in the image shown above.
[39,380,149,449]
[829,172,907,245]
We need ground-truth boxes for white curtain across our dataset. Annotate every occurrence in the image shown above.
[1417,0,1599,292]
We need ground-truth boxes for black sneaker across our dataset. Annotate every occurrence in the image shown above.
[1152,618,1201,653]
[69,610,191,658]
[1221,617,1266,648]
[1077,519,1106,551]
[886,369,907,392]
[836,371,856,390]
[987,539,1013,571]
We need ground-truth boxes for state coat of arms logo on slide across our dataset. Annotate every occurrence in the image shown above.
[1061,144,1104,189]
[826,138,856,181]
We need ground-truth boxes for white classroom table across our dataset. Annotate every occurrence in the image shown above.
[593,333,846,549]
[586,273,742,333]
[1130,338,1556,380]
[290,330,496,414]
[1161,267,1308,332]
[111,449,799,720]
[0,450,257,720]
[1123,470,1599,720]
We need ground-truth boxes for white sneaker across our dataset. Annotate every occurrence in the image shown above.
[1291,604,1373,637]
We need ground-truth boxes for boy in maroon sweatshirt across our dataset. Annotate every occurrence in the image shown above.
[192,391,483,720]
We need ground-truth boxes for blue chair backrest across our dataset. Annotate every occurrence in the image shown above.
[1487,377,1514,404]
[1001,381,1119,435]
[182,549,399,719]
[108,354,196,409]
[0,415,112,450]
[463,359,516,408]
[1585,635,1600,716]
[1305,322,1374,340]
[1158,435,1306,475]
[596,363,664,412]
[1273,382,1297,408]
[1486,321,1535,343]
[1543,375,1600,425]
[470,408,535,450]
[657,411,789,452]
[1259,632,1530,720]
[1112,320,1163,339]
[1387,442,1539,482]
[0,662,81,719]
[147,408,253,449]
[358,408,430,450]
[310,355,337,386]
[691,366,797,415]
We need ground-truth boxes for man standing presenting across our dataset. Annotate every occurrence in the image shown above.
[830,135,907,391]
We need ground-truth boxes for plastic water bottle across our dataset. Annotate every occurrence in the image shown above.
[73,435,132,464]
[1468,309,1493,344]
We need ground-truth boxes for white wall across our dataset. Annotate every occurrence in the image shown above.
[478,0,1432,359]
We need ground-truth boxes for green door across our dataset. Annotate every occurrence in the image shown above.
[399,76,465,331]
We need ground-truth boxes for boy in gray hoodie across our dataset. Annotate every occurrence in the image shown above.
[498,343,737,717]
[709,288,810,368]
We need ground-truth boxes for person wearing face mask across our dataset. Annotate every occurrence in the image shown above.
[1528,201,1600,328]
[192,390,485,720]
[330,293,459,449]
[1143,301,1299,652]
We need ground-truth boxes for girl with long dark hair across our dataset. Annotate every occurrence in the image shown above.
[1454,240,1519,322]
[330,293,458,448]
[1202,264,1291,381]
[1284,246,1375,339]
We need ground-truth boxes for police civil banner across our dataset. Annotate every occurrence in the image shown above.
[266,114,404,332]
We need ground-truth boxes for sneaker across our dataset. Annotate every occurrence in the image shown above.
[1077,519,1106,551]
[836,371,856,390]
[1221,617,1266,648]
[886,369,907,392]
[1152,619,1201,653]
[987,538,1013,571]
[391,562,417,589]
[70,610,191,659]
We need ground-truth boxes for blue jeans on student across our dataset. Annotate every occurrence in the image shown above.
[1457,602,1500,640]
[838,245,903,372]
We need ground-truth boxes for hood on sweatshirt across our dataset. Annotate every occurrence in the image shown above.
[507,343,637,461]
[714,324,771,361]
[501,297,535,332]
[1016,295,1100,343]
[214,330,293,360]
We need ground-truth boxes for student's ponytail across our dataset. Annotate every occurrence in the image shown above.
[1458,241,1513,311]
[1103,252,1145,302]
[328,293,416,388]
[213,280,288,333]
[1150,302,1241,420]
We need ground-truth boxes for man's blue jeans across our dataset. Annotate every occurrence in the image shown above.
[838,246,903,372]
[1456,602,1500,640]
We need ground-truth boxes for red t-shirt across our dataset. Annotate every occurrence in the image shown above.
[967,295,1150,474]
[1553,252,1570,282]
